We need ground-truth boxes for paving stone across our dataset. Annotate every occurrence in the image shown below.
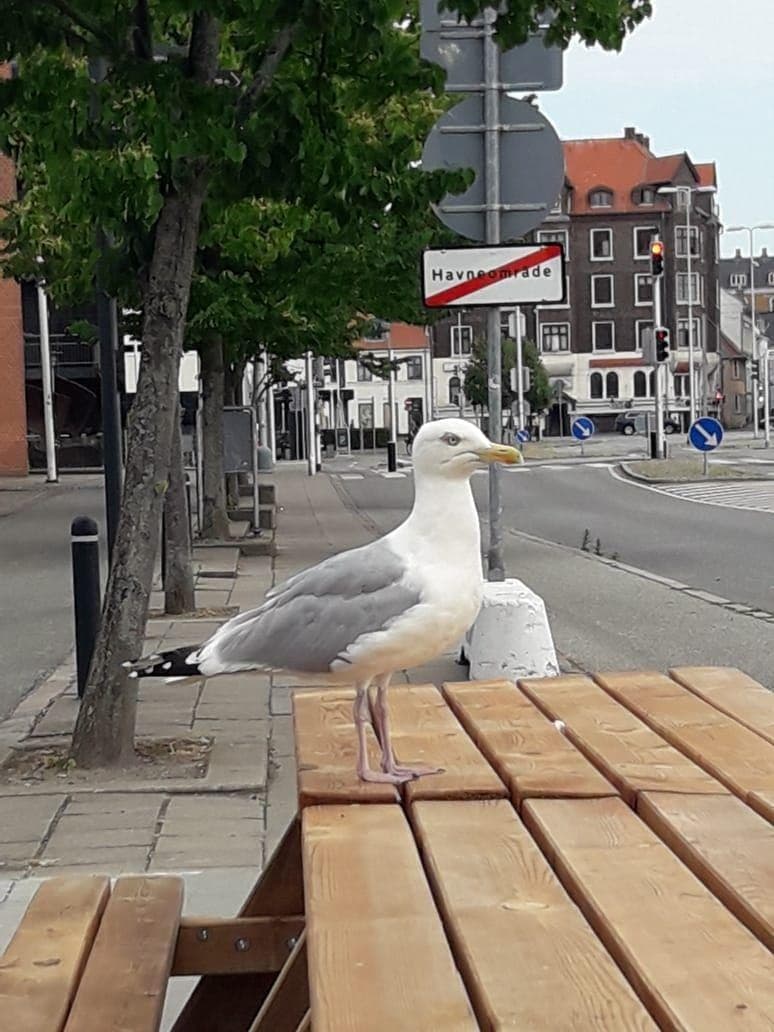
[149,845,262,871]
[163,620,224,642]
[0,842,40,863]
[265,753,297,862]
[34,855,149,876]
[192,718,267,741]
[0,795,65,842]
[236,555,272,576]
[207,739,268,788]
[29,695,80,736]
[194,590,232,607]
[269,715,295,759]
[44,827,154,852]
[37,846,150,869]
[64,793,164,817]
[164,794,262,822]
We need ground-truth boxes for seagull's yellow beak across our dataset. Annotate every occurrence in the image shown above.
[477,443,523,465]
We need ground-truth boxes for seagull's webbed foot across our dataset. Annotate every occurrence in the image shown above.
[357,763,416,786]
[381,757,445,780]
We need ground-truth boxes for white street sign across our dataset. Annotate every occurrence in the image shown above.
[422,244,565,308]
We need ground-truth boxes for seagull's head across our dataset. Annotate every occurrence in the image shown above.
[411,418,522,480]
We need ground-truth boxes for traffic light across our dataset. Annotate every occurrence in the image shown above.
[650,239,665,277]
[655,327,670,362]
[752,360,761,380]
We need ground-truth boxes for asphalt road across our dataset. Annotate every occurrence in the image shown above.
[332,463,774,687]
[0,478,105,719]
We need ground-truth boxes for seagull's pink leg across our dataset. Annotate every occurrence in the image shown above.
[353,680,412,785]
[374,675,444,780]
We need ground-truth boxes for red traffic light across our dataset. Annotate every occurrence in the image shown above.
[650,241,664,258]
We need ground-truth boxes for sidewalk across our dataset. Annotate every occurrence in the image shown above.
[0,462,461,1022]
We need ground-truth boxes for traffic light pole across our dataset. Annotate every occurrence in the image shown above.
[653,258,666,461]
[515,306,525,434]
[484,9,504,581]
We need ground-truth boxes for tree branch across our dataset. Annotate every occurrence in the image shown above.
[43,0,116,51]
[131,0,153,60]
[237,23,298,120]
[187,10,220,83]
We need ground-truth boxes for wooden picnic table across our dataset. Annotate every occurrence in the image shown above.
[1,666,773,1031]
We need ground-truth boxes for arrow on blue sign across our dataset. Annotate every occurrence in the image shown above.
[571,417,595,441]
[516,429,531,444]
[688,417,724,452]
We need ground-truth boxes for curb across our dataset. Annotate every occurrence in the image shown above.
[0,655,76,769]
[616,461,774,486]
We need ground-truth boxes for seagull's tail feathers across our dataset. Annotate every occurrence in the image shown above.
[122,646,202,682]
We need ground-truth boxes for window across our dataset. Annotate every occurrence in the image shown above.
[730,273,747,288]
[357,359,373,382]
[633,370,648,397]
[734,395,744,414]
[590,229,613,261]
[449,376,461,406]
[636,320,653,353]
[451,324,473,356]
[550,194,563,214]
[635,273,653,306]
[675,225,700,257]
[589,189,613,208]
[541,323,570,352]
[677,318,702,350]
[769,297,774,313]
[591,274,614,307]
[634,226,657,258]
[592,321,615,351]
[537,229,568,258]
[676,273,701,305]
[732,359,744,380]
[606,372,619,398]
[640,187,655,205]
[405,355,423,381]
[590,372,603,399]
[674,374,690,397]
[768,272,774,286]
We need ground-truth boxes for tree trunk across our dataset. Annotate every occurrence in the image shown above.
[164,410,196,615]
[200,338,231,540]
[71,174,209,767]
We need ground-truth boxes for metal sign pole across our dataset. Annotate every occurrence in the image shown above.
[36,282,58,483]
[653,246,666,460]
[484,8,504,582]
[515,305,525,432]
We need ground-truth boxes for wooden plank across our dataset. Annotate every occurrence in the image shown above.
[443,680,617,807]
[302,804,477,1031]
[294,689,398,807]
[412,799,656,1030]
[669,667,774,746]
[172,818,304,1032]
[64,876,183,1032]
[524,797,774,1031]
[374,683,506,802]
[749,791,773,823]
[638,792,774,950]
[249,931,308,1032]
[172,916,304,976]
[519,675,722,804]
[596,671,774,802]
[0,875,109,1032]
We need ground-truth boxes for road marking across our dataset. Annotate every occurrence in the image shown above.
[338,473,365,480]
[608,465,774,516]
[379,471,407,478]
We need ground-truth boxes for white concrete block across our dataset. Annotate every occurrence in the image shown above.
[465,578,559,681]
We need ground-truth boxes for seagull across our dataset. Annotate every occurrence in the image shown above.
[125,419,521,784]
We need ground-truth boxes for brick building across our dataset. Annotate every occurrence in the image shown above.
[430,128,721,435]
[0,65,27,475]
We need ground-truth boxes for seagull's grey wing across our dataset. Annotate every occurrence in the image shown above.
[193,539,421,674]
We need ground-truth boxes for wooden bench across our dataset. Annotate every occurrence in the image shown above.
[2,667,773,1030]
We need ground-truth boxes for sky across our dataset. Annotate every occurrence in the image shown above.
[538,0,774,258]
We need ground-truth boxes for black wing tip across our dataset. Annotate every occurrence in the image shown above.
[122,646,202,679]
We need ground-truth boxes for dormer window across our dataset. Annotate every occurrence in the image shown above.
[589,189,613,208]
[633,186,655,205]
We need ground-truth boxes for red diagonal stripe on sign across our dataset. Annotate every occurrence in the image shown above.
[425,244,560,307]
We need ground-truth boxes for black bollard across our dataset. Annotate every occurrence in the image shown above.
[71,516,101,699]
[387,441,397,472]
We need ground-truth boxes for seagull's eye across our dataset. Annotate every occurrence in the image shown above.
[441,433,461,446]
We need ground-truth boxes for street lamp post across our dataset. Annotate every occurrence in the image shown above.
[658,185,716,427]
[727,224,774,447]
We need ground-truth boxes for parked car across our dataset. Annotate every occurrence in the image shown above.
[614,411,681,436]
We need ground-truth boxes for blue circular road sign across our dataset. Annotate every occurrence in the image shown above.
[571,416,595,442]
[689,417,724,453]
[516,429,531,444]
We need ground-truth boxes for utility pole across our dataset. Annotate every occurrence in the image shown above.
[305,351,316,476]
[484,9,504,581]
[387,348,397,471]
[651,238,667,459]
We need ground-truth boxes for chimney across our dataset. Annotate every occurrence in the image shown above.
[624,127,637,140]
[735,249,742,259]
[762,247,769,259]
[636,133,650,150]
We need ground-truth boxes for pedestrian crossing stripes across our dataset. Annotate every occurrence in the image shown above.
[659,481,774,514]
